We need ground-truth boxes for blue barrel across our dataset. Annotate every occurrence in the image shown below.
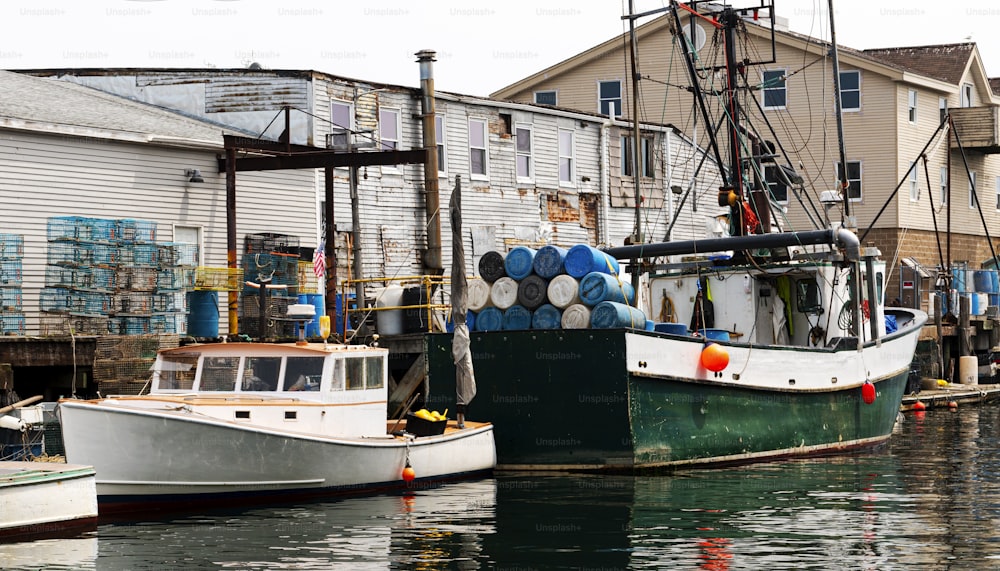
[655,322,689,335]
[504,246,536,280]
[993,271,1000,294]
[335,293,356,335]
[533,245,568,279]
[645,320,655,331]
[187,291,219,338]
[502,305,533,330]
[296,293,324,337]
[952,268,966,293]
[446,311,476,332]
[698,328,731,341]
[974,270,995,293]
[579,272,635,306]
[590,301,647,329]
[564,244,620,278]
[531,304,562,330]
[475,307,503,332]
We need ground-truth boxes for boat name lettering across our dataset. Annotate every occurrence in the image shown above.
[578,394,626,404]
[535,437,582,447]
[534,351,582,361]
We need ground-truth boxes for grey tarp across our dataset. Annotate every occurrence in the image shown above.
[450,176,476,409]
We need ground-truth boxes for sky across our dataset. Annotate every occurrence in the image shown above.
[2,0,999,97]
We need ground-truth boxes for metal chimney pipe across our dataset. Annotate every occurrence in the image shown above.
[417,49,443,273]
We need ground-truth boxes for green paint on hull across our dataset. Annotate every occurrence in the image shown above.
[425,330,907,470]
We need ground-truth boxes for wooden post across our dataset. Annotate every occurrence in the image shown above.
[960,294,971,357]
[935,295,944,379]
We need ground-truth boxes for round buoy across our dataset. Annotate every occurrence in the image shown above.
[914,410,926,421]
[861,380,876,405]
[912,400,926,411]
[948,401,959,410]
[700,342,729,372]
[402,464,416,482]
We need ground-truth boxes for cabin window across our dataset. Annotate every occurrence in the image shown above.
[435,114,447,174]
[242,356,281,391]
[516,124,533,181]
[345,357,365,390]
[469,118,488,178]
[839,70,860,111]
[365,356,384,389]
[156,352,199,390]
[908,90,917,123]
[796,279,822,314]
[534,90,557,106]
[762,70,786,109]
[199,356,240,391]
[837,161,862,201]
[330,99,353,149]
[559,129,575,185]
[330,359,345,391]
[598,80,622,116]
[284,356,325,391]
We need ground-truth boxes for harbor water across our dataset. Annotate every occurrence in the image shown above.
[6,407,1000,570]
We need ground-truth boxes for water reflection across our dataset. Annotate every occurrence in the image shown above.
[6,409,1000,569]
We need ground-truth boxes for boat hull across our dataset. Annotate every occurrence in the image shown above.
[58,402,495,512]
[425,325,920,470]
[0,462,98,540]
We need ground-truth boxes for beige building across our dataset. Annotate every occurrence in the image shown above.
[492,12,1000,309]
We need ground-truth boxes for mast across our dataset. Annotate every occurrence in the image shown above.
[827,0,851,227]
[720,7,746,236]
[627,0,644,298]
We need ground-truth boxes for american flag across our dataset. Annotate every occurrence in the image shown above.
[313,240,325,278]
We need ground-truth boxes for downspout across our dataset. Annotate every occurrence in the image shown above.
[600,118,612,245]
[417,50,443,273]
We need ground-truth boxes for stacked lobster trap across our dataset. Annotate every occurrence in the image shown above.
[0,233,24,335]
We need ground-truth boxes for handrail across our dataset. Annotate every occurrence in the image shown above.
[339,275,460,337]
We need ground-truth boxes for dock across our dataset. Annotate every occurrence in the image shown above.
[901,383,1000,410]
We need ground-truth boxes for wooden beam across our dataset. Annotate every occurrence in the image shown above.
[218,149,428,172]
[388,353,427,418]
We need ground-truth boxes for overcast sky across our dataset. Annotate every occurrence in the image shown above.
[2,0,998,97]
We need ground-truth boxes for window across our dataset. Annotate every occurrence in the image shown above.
[379,108,400,151]
[155,352,198,391]
[598,80,622,116]
[762,70,786,109]
[242,356,280,392]
[620,135,654,178]
[961,83,973,108]
[796,278,822,313]
[534,90,557,106]
[285,356,325,391]
[515,124,533,181]
[764,165,789,203]
[940,167,949,206]
[345,357,365,390]
[621,135,633,177]
[559,129,574,185]
[641,137,655,178]
[468,118,488,177]
[173,225,201,266]
[837,161,862,201]
[940,97,948,124]
[435,114,447,174]
[996,176,1000,210]
[199,356,240,391]
[969,171,977,208]
[909,161,919,201]
[839,70,860,111]
[365,356,384,389]
[330,99,353,149]
[908,90,917,123]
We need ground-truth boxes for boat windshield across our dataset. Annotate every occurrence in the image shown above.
[156,352,199,390]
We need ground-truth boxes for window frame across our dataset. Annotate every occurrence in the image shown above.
[598,80,622,117]
[995,176,1000,211]
[961,83,974,108]
[173,225,202,266]
[907,89,917,123]
[468,117,489,179]
[969,171,977,209]
[762,69,787,110]
[515,123,533,182]
[839,70,861,112]
[330,98,354,150]
[909,161,919,202]
[435,114,447,175]
[836,160,862,202]
[939,96,948,124]
[940,166,949,206]
[534,90,557,106]
[558,128,575,186]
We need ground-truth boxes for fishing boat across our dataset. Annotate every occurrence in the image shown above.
[0,461,98,540]
[58,337,495,512]
[424,0,927,470]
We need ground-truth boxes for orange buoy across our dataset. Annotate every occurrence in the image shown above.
[861,380,876,405]
[948,401,958,409]
[402,462,416,482]
[700,342,729,372]
[914,410,926,421]
[912,400,926,411]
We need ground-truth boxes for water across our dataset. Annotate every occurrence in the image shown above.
[5,407,1000,570]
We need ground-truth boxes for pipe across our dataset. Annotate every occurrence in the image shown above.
[417,49,443,273]
[603,228,859,261]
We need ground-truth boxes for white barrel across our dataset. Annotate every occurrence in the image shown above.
[468,279,494,312]
[490,277,519,310]
[959,355,978,385]
[561,303,591,329]
[375,285,405,336]
[547,274,581,308]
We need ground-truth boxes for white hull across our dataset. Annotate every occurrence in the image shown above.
[59,400,495,502]
[0,462,98,537]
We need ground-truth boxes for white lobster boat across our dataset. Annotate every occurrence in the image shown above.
[0,461,97,540]
[58,341,495,512]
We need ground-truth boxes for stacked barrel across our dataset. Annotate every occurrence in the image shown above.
[469,244,648,331]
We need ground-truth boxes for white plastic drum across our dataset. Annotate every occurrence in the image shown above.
[547,274,581,309]
[468,279,494,312]
[375,285,404,336]
[490,277,519,310]
[561,303,592,329]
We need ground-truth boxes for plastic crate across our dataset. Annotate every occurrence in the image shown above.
[47,216,95,242]
[0,312,25,336]
[405,413,447,436]
[47,242,92,267]
[1,259,23,285]
[0,288,22,311]
[0,234,23,259]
